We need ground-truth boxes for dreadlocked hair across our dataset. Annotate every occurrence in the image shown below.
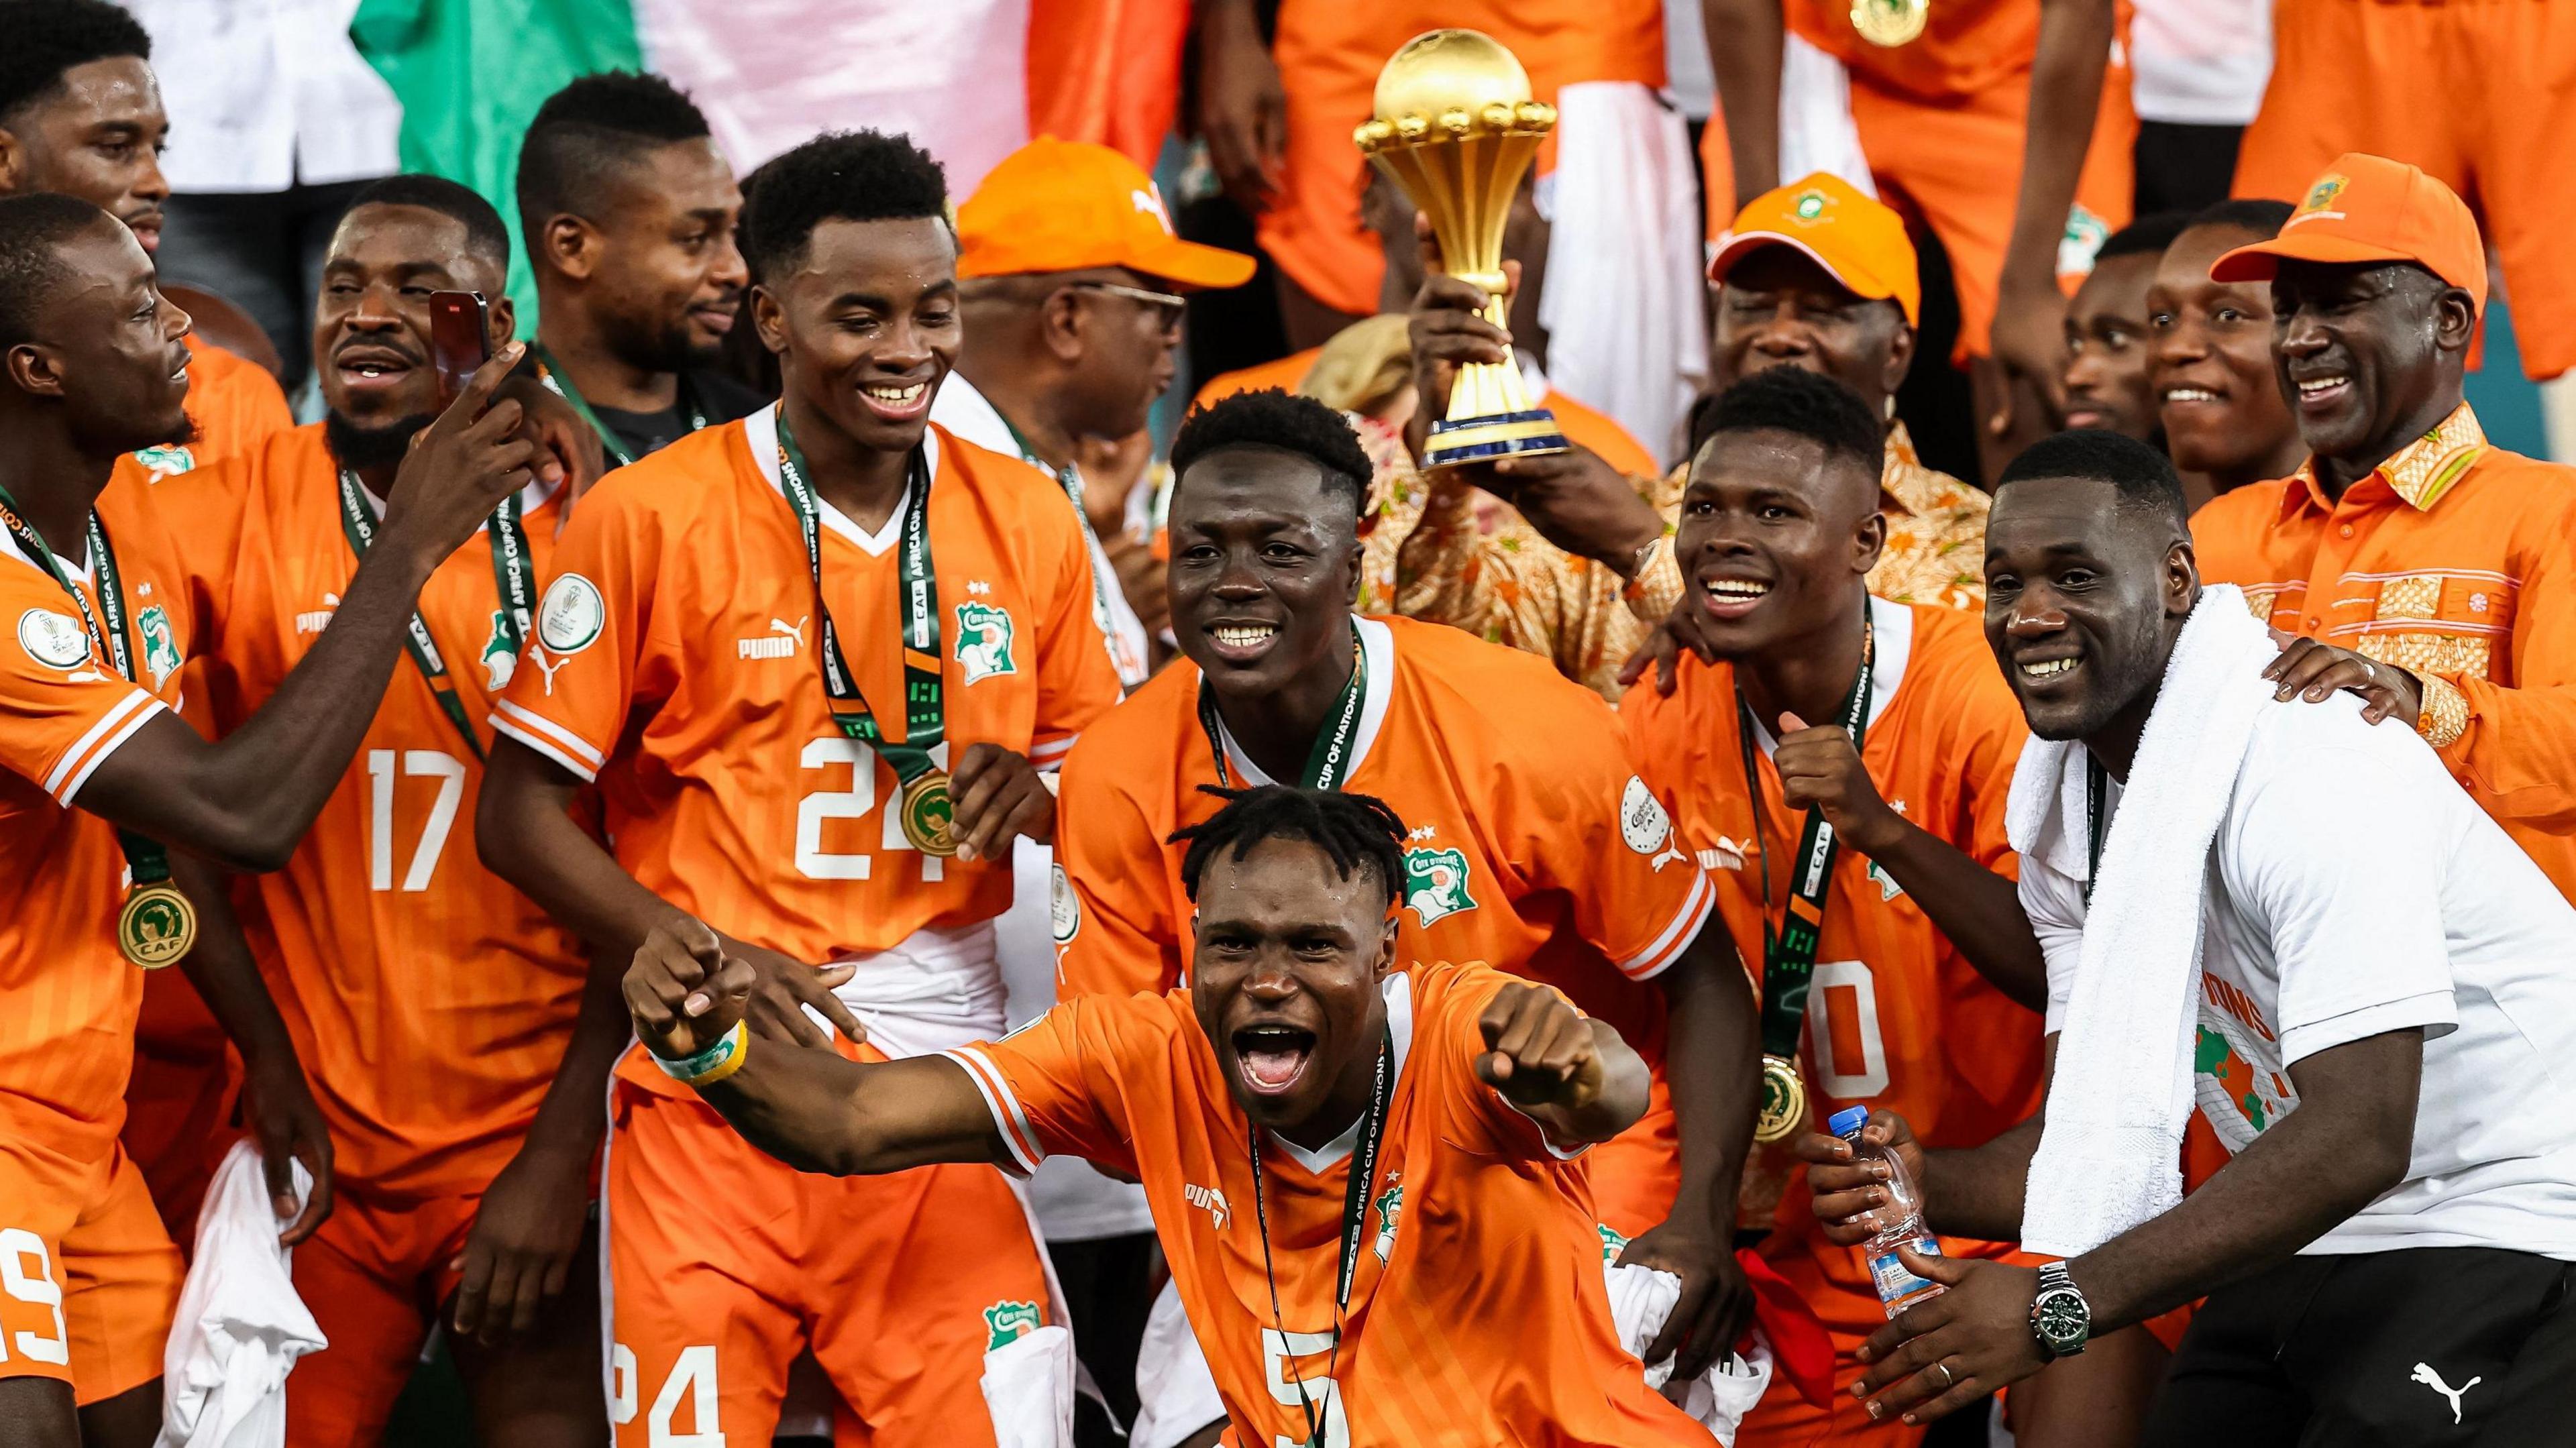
[1169,785,1408,908]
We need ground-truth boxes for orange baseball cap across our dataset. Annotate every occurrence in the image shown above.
[957,136,1254,291]
[2210,154,2487,313]
[1709,173,1920,325]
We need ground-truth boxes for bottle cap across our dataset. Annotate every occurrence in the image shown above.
[1827,1105,1870,1138]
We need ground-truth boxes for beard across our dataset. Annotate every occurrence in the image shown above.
[324,410,435,474]
[602,307,710,378]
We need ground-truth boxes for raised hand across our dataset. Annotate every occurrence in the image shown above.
[1474,982,1606,1111]
[1774,712,1906,855]
[380,341,549,555]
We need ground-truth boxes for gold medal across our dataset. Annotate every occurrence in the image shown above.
[1752,1054,1809,1144]
[900,769,958,857]
[1851,0,1929,46]
[118,883,197,969]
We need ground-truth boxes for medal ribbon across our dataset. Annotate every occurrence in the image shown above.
[1736,614,1876,1063]
[336,471,535,759]
[532,342,710,471]
[775,413,943,784]
[0,483,174,889]
[996,415,1143,686]
[1195,627,1367,790]
[1248,1023,1393,1447]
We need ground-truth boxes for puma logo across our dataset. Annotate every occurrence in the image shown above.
[1649,838,1691,873]
[773,616,808,644]
[1183,1182,1230,1231]
[737,616,808,660]
[529,643,572,695]
[2411,1362,2481,1425]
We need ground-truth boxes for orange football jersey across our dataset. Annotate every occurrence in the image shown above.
[166,425,589,1194]
[948,960,1709,1448]
[1621,600,2045,1349]
[1053,614,1714,1058]
[114,345,294,490]
[0,487,215,1186]
[491,410,1122,1099]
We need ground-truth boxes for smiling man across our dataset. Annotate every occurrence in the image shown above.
[516,72,765,469]
[142,175,605,1446]
[0,0,291,480]
[477,129,1122,1447]
[2060,213,2189,440]
[1056,389,1762,1441]
[2143,200,2303,513]
[0,190,547,1448]
[1824,429,2576,1445]
[1619,367,2042,1448]
[623,783,1713,1448]
[2188,154,2576,905]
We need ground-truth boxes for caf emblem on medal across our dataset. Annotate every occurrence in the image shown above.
[119,883,197,968]
[900,770,958,857]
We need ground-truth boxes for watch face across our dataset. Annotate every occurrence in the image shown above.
[2034,1288,2089,1347]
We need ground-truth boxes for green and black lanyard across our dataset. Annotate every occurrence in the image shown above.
[1249,1024,1393,1448]
[532,342,710,470]
[0,482,195,966]
[335,471,536,759]
[774,412,957,856]
[1196,626,1368,791]
[1738,615,1875,1143]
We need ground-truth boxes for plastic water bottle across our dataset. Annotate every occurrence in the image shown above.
[1828,1104,1946,1318]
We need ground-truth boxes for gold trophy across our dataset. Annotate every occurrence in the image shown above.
[1355,30,1567,469]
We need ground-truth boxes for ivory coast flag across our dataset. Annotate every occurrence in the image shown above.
[355,0,1185,321]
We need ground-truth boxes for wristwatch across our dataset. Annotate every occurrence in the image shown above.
[2030,1261,2091,1359]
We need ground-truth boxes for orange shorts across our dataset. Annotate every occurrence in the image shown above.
[604,1082,1051,1447]
[2235,0,2576,380]
[283,1181,482,1446]
[1849,59,2137,359]
[0,1141,183,1406]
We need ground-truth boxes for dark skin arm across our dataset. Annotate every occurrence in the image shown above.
[169,853,333,1245]
[1801,1107,2043,1246]
[1473,982,1654,1147]
[1985,0,2118,441]
[1702,0,1786,207]
[947,742,1057,864]
[1191,0,1288,213]
[1851,1029,2422,1426]
[1772,713,2049,1009]
[79,348,547,871]
[1621,926,1762,1378]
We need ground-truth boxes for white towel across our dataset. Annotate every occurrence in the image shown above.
[1604,1261,1774,1443]
[156,1142,325,1448]
[1130,1277,1228,1448]
[2015,584,2277,1256]
[982,1323,1077,1448]
[1539,80,1708,463]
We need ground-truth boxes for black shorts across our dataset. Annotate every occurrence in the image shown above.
[2140,1247,2576,1447]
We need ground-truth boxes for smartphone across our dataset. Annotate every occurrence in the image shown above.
[427,290,492,406]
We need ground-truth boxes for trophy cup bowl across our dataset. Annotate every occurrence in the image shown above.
[1355,29,1568,469]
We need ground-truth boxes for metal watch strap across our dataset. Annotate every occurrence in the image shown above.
[2032,1260,2090,1359]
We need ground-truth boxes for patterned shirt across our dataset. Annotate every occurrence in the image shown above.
[1354,419,1988,698]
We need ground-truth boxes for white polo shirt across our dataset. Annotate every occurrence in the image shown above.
[2023,693,2576,1261]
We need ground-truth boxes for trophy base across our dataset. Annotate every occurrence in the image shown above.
[1424,410,1569,469]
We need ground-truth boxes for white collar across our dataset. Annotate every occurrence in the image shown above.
[926,372,1031,468]
[1,535,90,584]
[745,402,937,559]
[1209,615,1396,786]
[1265,972,1417,1172]
[1747,594,1914,757]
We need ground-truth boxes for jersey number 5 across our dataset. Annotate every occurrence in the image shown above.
[796,736,945,883]
[1263,1327,1350,1448]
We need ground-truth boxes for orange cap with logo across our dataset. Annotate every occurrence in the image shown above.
[1709,173,1921,325]
[2210,154,2487,315]
[957,136,1254,291]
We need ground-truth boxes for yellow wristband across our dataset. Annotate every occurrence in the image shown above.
[2415,673,2470,749]
[653,1019,750,1088]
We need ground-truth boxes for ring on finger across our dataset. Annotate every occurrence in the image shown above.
[1930,1360,1955,1391]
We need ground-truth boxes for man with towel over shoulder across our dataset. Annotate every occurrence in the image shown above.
[1796,429,2576,1444]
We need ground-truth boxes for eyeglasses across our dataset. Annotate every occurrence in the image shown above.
[1067,280,1187,331]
